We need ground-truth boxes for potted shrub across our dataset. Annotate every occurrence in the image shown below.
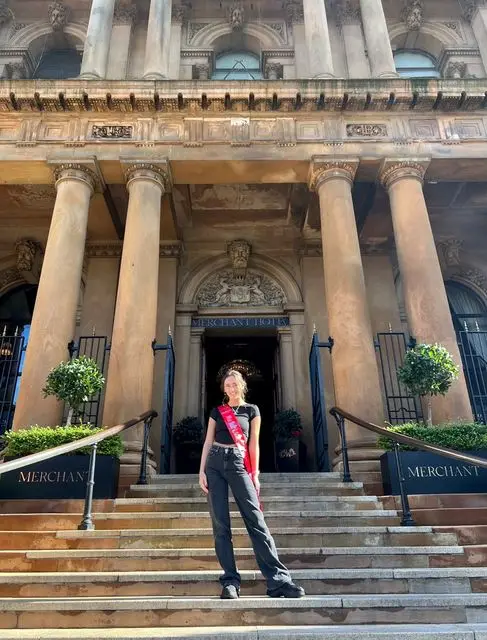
[378,421,487,495]
[0,356,122,499]
[273,409,302,473]
[397,343,460,426]
[173,416,203,473]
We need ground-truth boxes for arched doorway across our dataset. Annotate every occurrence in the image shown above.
[446,281,487,423]
[0,284,37,433]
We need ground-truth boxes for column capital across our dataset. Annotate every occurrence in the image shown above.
[51,163,99,194]
[308,157,359,191]
[122,160,172,194]
[379,158,431,190]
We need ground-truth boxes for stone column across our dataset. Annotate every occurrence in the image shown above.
[188,328,204,416]
[168,4,187,79]
[309,158,384,441]
[337,1,370,78]
[302,0,335,78]
[380,159,473,423]
[359,0,397,77]
[173,306,195,422]
[13,164,96,430]
[106,2,136,80]
[278,327,296,409]
[102,161,171,487]
[472,8,487,75]
[144,0,172,80]
[80,0,117,79]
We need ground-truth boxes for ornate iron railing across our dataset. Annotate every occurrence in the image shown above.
[0,326,26,436]
[456,326,487,425]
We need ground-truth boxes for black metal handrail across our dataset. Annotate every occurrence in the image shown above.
[330,406,487,527]
[0,409,157,530]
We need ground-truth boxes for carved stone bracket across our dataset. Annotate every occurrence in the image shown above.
[308,157,359,191]
[227,239,251,282]
[227,1,245,31]
[379,158,430,190]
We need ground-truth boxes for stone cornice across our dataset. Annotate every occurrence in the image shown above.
[379,158,431,190]
[308,157,359,191]
[2,78,487,114]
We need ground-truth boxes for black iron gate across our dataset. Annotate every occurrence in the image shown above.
[456,322,487,425]
[0,326,26,435]
[153,331,176,474]
[308,331,332,471]
[67,335,110,426]
[375,332,422,424]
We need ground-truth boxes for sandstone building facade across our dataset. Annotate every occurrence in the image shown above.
[0,0,486,486]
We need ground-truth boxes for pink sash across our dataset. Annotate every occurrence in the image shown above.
[217,405,262,508]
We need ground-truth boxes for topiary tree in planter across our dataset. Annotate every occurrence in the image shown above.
[42,356,105,426]
[398,343,460,427]
[173,416,203,473]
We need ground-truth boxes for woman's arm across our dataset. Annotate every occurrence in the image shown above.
[248,415,261,486]
[199,417,216,494]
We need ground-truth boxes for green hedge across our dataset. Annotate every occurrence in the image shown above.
[378,422,487,452]
[1,425,124,459]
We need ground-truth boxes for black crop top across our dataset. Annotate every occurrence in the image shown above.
[210,404,261,445]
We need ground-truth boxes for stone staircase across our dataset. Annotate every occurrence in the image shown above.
[0,472,487,638]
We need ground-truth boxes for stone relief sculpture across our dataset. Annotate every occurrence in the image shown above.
[403,0,423,31]
[196,269,286,307]
[48,0,68,31]
[228,1,245,31]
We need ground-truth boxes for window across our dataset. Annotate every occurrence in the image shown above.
[212,51,263,80]
[394,50,440,78]
[33,49,81,80]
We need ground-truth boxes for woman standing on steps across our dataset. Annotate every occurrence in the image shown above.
[198,369,305,600]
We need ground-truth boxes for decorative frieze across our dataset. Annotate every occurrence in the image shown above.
[91,125,133,139]
[85,244,123,258]
[346,124,388,137]
[196,268,286,308]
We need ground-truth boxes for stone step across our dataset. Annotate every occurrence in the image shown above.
[1,567,486,597]
[0,545,464,572]
[0,594,486,628]
[0,510,401,531]
[147,473,343,484]
[2,624,487,639]
[114,495,383,512]
[129,483,365,498]
[0,526,458,550]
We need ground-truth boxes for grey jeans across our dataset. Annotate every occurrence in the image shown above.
[205,444,292,591]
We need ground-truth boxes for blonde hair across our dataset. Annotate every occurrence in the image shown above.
[221,369,247,402]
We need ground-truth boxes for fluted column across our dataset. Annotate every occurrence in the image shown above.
[144,0,172,80]
[337,1,370,78]
[80,0,117,79]
[102,161,171,485]
[13,164,96,429]
[359,0,397,77]
[309,158,384,441]
[380,159,473,423]
[303,0,335,78]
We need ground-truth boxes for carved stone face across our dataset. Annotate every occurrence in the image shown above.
[48,1,67,31]
[229,3,244,30]
[228,240,251,270]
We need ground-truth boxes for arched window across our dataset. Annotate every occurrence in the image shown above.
[446,281,487,423]
[394,50,440,78]
[212,51,263,80]
[33,48,81,80]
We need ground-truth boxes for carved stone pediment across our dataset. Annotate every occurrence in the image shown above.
[195,268,286,308]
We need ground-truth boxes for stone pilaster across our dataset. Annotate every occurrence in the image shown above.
[278,327,296,409]
[380,159,473,424]
[13,163,97,430]
[80,0,117,79]
[144,0,172,80]
[359,0,397,77]
[102,161,171,489]
[106,2,137,80]
[337,1,370,78]
[302,0,335,77]
[309,157,384,439]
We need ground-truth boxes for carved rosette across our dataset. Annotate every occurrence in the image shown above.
[114,1,137,25]
[48,0,69,31]
[15,239,39,272]
[53,164,98,193]
[380,161,427,190]
[124,163,171,194]
[308,159,358,191]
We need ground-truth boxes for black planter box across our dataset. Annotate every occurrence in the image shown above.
[275,438,299,472]
[0,455,120,499]
[380,450,487,495]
